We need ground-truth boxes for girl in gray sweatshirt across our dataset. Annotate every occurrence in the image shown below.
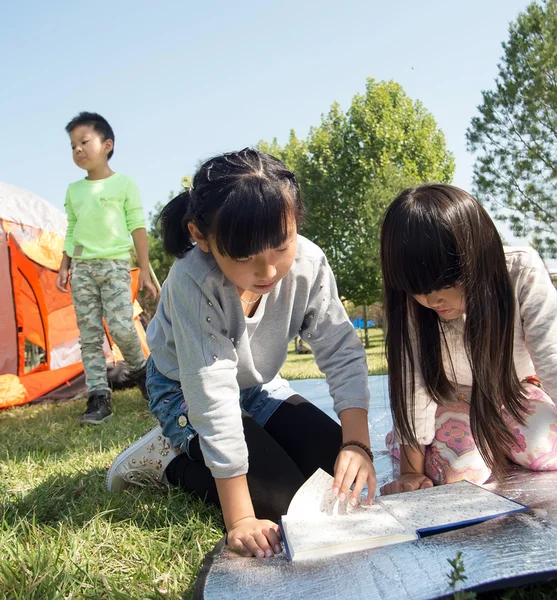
[106,148,375,559]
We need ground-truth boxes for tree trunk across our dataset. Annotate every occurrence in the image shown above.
[363,305,370,349]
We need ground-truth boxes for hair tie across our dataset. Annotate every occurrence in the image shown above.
[181,175,193,190]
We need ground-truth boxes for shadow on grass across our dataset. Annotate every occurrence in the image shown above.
[0,390,224,598]
[0,390,157,464]
[1,387,223,533]
[2,464,222,532]
[2,464,223,599]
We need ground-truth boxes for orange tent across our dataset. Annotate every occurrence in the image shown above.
[0,182,149,409]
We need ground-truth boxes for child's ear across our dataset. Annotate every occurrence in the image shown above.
[104,138,114,155]
[187,222,210,252]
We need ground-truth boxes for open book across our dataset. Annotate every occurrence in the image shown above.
[280,469,527,561]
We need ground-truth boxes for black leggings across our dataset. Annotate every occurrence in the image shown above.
[165,395,342,522]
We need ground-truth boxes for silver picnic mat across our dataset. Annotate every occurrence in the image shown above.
[193,377,557,599]
[194,460,557,599]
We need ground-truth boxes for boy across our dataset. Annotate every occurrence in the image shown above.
[56,112,157,424]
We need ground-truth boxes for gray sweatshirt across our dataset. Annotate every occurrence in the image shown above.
[147,235,370,478]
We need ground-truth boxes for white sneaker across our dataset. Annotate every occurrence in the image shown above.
[106,425,181,492]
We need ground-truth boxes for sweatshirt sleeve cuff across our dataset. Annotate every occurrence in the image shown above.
[334,397,370,416]
[207,461,249,479]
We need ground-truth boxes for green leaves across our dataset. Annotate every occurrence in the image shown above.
[447,551,477,599]
[259,78,454,307]
[147,193,184,286]
[467,0,557,257]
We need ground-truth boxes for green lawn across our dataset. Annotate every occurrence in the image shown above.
[1,337,556,598]
[280,327,387,380]
[0,391,222,599]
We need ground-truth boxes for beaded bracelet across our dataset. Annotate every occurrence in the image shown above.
[339,440,374,463]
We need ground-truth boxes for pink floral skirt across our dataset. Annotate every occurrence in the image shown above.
[385,379,557,485]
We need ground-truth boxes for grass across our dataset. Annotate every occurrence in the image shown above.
[0,391,223,599]
[1,333,556,599]
[279,328,388,380]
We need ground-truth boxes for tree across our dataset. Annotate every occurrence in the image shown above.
[260,79,454,344]
[147,200,174,287]
[147,178,190,285]
[467,0,557,257]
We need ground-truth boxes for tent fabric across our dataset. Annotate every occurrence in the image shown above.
[0,232,17,374]
[0,182,149,410]
[0,181,67,235]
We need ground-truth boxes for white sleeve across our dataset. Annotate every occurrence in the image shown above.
[391,319,438,446]
[516,249,557,400]
[405,357,438,446]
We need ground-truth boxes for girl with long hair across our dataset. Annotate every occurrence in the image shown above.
[380,184,557,494]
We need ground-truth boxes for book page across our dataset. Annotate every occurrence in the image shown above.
[282,469,416,560]
[376,480,527,533]
[281,471,526,560]
[286,468,352,518]
[281,504,415,560]
[286,468,374,518]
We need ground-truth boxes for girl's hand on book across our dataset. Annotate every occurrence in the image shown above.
[333,446,376,506]
[380,473,433,495]
[226,517,282,558]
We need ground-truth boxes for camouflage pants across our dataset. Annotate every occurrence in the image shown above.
[71,259,146,394]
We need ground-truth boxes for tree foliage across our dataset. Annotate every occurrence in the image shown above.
[147,202,172,286]
[260,78,454,308]
[147,189,185,286]
[467,0,557,257]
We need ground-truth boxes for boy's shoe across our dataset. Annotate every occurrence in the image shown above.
[105,424,180,492]
[130,364,149,402]
[77,391,113,425]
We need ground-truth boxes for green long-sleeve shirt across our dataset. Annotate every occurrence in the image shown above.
[63,172,146,260]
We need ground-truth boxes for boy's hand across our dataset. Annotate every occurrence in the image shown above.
[56,267,70,293]
[138,268,157,300]
[333,446,376,506]
[226,516,282,558]
[380,473,433,496]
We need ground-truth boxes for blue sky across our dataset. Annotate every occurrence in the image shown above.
[1,0,532,231]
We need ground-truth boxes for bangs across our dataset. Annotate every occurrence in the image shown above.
[211,176,296,259]
[382,211,461,296]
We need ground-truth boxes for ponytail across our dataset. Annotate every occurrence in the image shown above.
[159,191,195,258]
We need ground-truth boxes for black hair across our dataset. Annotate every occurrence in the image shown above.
[160,148,304,259]
[65,112,115,160]
[380,184,526,477]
